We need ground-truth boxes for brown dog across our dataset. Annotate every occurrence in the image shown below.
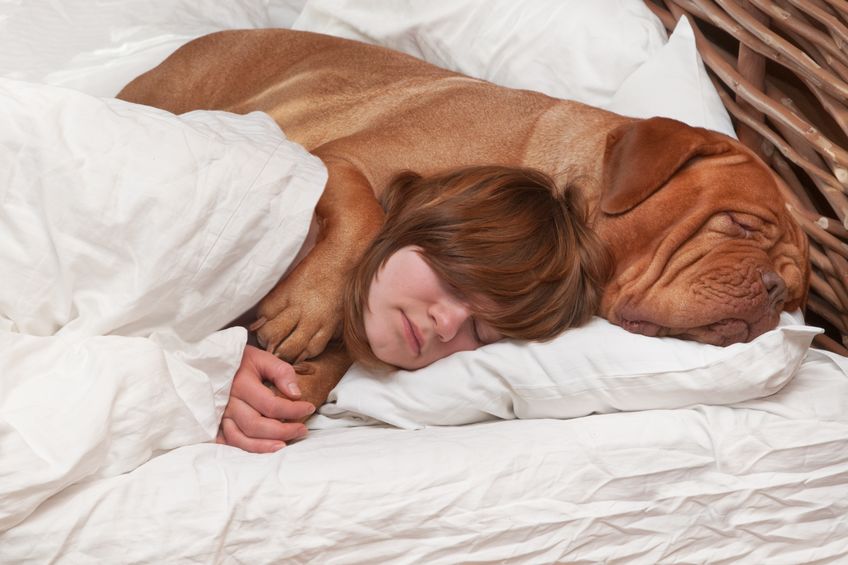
[118,29,809,407]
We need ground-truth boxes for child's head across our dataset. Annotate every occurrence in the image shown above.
[343,165,612,370]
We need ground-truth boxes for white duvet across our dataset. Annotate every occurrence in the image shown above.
[2,1,848,563]
[0,78,325,533]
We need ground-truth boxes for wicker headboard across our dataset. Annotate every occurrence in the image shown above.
[646,0,848,356]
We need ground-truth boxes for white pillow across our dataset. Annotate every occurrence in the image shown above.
[0,0,305,96]
[606,16,736,137]
[317,311,821,429]
[0,77,325,341]
[293,0,668,107]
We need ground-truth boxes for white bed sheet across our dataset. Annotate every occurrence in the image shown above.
[4,348,848,563]
[1,1,847,563]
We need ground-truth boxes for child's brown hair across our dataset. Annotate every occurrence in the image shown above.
[343,165,612,369]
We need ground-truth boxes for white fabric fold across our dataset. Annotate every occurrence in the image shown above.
[0,327,243,531]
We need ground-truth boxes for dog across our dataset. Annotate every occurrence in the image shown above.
[118,29,810,407]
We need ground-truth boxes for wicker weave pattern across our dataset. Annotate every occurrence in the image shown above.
[646,0,848,355]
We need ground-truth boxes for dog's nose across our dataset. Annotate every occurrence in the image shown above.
[762,270,787,309]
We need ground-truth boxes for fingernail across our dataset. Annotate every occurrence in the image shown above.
[307,404,316,415]
[288,383,301,396]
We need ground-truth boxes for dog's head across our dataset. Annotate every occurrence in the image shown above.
[594,117,810,345]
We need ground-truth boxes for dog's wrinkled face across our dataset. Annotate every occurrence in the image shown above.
[594,118,809,346]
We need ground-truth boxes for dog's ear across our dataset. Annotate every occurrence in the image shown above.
[601,117,730,215]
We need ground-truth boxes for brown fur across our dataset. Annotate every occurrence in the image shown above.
[118,29,809,408]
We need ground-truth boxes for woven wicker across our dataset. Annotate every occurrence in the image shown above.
[645,0,848,356]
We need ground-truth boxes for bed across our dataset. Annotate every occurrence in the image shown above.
[1,1,847,563]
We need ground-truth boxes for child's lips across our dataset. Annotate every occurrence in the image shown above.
[401,311,422,356]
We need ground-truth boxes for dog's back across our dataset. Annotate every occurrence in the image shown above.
[119,29,618,189]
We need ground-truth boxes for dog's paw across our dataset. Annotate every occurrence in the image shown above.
[254,305,340,363]
[253,257,344,363]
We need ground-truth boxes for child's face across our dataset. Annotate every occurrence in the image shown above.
[364,246,502,370]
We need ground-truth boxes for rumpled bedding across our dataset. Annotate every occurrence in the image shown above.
[3,349,848,562]
[0,77,325,532]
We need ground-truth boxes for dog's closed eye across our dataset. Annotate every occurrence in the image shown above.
[710,212,766,239]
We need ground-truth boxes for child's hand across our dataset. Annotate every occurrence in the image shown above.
[217,345,316,453]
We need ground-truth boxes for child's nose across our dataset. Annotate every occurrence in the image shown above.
[431,299,470,342]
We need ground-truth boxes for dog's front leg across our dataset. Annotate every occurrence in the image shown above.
[254,154,384,363]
